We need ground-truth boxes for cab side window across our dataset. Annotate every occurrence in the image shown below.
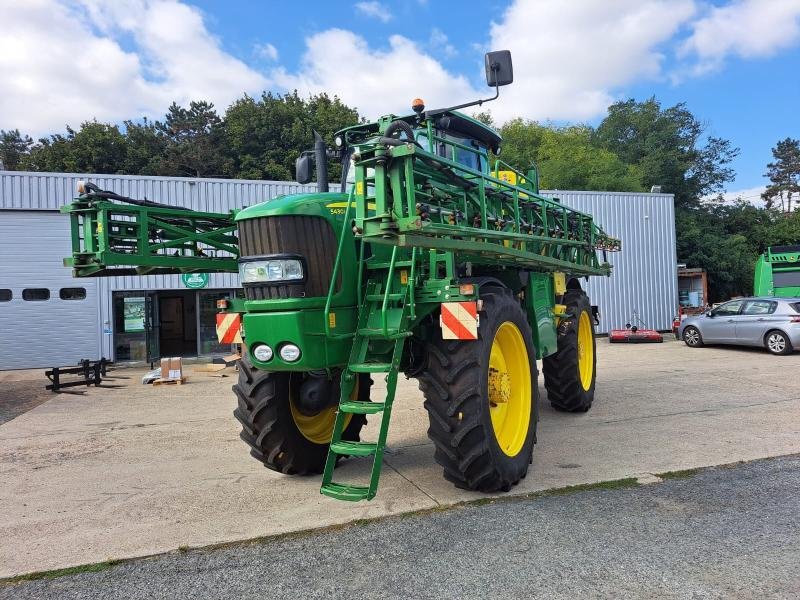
[743,300,776,315]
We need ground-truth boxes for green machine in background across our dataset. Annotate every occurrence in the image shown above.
[754,246,800,297]
[61,51,620,501]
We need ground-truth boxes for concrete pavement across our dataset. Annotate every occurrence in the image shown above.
[1,340,799,577]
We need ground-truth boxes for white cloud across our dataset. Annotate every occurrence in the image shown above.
[255,42,279,62]
[680,0,800,75]
[486,0,698,122]
[272,29,478,118]
[429,28,457,58]
[707,185,767,206]
[355,1,392,23]
[0,0,268,136]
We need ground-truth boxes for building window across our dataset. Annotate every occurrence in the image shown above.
[22,288,50,301]
[0,289,11,302]
[60,287,87,300]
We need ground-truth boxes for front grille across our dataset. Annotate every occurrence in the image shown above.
[238,215,339,300]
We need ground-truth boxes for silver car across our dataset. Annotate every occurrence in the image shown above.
[678,297,800,355]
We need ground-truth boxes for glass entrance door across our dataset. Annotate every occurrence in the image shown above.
[145,292,160,363]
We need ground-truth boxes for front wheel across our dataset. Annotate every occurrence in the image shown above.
[683,326,703,348]
[765,330,792,355]
[418,290,538,492]
[232,355,370,474]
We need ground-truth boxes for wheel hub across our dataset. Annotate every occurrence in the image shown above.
[487,321,531,457]
[488,367,511,406]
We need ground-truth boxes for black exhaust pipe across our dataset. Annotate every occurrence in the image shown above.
[314,130,329,193]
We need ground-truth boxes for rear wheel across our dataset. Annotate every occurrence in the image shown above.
[418,290,538,492]
[765,330,792,355]
[543,286,596,412]
[233,355,370,474]
[683,326,703,348]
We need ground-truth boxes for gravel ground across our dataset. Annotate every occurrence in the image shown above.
[3,455,799,600]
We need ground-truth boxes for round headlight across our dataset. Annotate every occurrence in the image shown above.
[279,344,301,362]
[334,135,343,148]
[252,344,273,362]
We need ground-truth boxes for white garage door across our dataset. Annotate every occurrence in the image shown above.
[0,211,100,369]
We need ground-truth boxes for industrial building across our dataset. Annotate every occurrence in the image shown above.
[0,170,677,369]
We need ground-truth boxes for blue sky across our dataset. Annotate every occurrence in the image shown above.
[2,0,799,199]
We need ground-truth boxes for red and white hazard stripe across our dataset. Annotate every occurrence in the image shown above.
[440,302,479,340]
[216,313,243,344]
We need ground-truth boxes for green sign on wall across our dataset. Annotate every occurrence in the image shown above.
[181,273,209,289]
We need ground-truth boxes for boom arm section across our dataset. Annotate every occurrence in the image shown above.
[352,135,621,276]
[61,193,239,277]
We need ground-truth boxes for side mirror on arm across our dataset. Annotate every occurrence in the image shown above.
[485,50,513,87]
[295,153,313,185]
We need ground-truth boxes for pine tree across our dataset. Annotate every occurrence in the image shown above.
[762,138,800,213]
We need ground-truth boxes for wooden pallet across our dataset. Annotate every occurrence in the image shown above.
[153,376,187,386]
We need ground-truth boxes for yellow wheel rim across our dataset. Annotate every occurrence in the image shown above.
[577,311,594,391]
[488,322,532,457]
[289,377,354,445]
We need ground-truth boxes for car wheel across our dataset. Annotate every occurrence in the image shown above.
[683,326,703,348]
[765,330,792,355]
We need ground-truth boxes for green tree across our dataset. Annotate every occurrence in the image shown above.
[22,121,128,173]
[536,126,643,191]
[493,119,642,192]
[223,91,360,181]
[593,98,738,208]
[155,101,230,178]
[762,137,800,213]
[0,129,33,170]
[122,118,167,175]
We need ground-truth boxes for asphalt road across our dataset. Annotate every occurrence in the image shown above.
[3,455,799,600]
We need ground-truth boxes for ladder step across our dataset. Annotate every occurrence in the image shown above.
[320,482,372,502]
[349,362,393,373]
[365,293,406,301]
[357,328,412,339]
[339,400,385,414]
[329,440,378,457]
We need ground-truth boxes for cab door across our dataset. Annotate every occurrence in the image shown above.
[703,299,745,343]
[736,299,778,346]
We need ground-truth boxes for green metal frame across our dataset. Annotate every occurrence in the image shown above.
[61,198,239,276]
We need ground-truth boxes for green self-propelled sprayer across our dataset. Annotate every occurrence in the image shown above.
[62,51,620,501]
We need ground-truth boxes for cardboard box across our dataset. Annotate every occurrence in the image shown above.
[160,358,170,379]
[168,357,182,380]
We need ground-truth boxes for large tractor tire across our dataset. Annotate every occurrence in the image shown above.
[418,289,539,492]
[233,355,370,475]
[543,284,596,413]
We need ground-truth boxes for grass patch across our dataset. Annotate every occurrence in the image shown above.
[538,477,640,496]
[2,560,122,584]
[657,468,700,480]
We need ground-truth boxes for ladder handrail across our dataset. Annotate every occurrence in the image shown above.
[381,246,399,337]
[324,188,355,339]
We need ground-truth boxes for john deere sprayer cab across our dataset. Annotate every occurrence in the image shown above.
[61,51,620,501]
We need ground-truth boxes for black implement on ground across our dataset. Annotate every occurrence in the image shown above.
[45,358,111,392]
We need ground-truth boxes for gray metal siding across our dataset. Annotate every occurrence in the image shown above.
[547,190,677,333]
[0,212,101,368]
[0,170,317,211]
